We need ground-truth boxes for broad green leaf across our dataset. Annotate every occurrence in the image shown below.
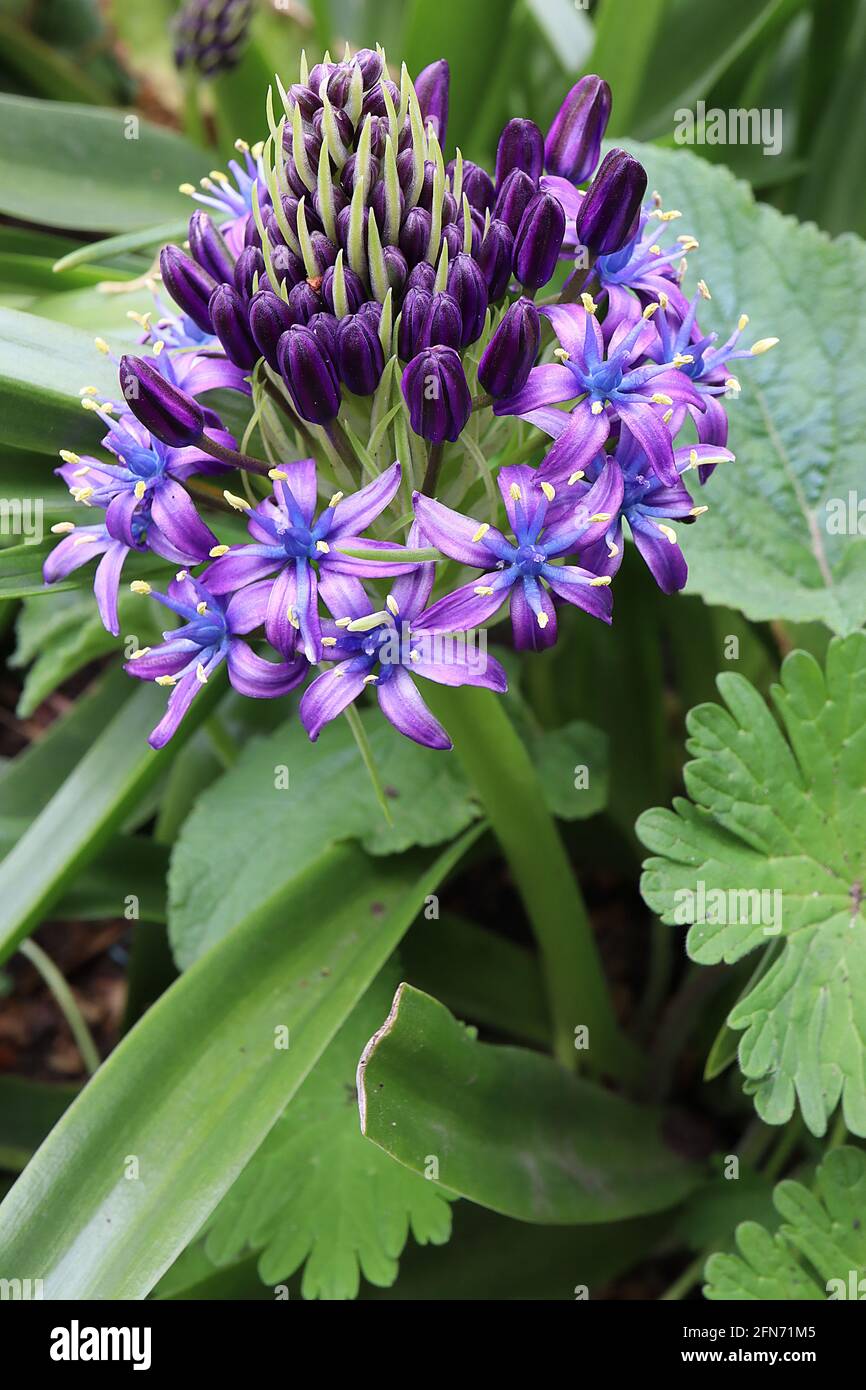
[11,590,160,717]
[359,984,701,1223]
[639,634,866,1137]
[626,142,866,634]
[0,676,226,966]
[704,1146,866,1299]
[402,912,550,1047]
[0,94,210,232]
[0,834,476,1298]
[168,710,481,966]
[0,307,118,454]
[672,1171,777,1253]
[0,817,167,923]
[525,718,608,820]
[203,972,454,1300]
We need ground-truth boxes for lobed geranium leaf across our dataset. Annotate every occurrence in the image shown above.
[358,984,701,1224]
[704,1146,866,1300]
[639,633,866,1137]
[203,971,454,1301]
[627,142,866,635]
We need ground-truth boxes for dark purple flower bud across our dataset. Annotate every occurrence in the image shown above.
[249,289,295,370]
[340,153,380,197]
[322,262,366,314]
[173,0,253,77]
[355,48,384,89]
[458,161,496,214]
[287,279,322,324]
[336,203,367,252]
[421,291,463,350]
[513,191,566,290]
[366,116,390,160]
[268,237,305,287]
[188,209,235,282]
[209,283,260,370]
[336,313,385,395]
[243,213,261,249]
[415,161,435,211]
[289,83,321,120]
[308,62,333,93]
[401,345,471,443]
[441,190,459,226]
[414,60,450,146]
[118,354,205,447]
[397,287,432,360]
[441,224,464,259]
[314,183,348,227]
[405,260,436,295]
[277,325,340,424]
[383,245,408,297]
[478,218,514,300]
[477,298,540,398]
[357,300,382,330]
[396,148,416,196]
[399,205,432,266]
[575,147,647,255]
[309,232,338,273]
[369,180,403,236]
[362,78,401,119]
[493,168,536,236]
[159,245,217,334]
[545,74,611,183]
[495,118,544,187]
[233,245,265,300]
[446,252,488,346]
[326,63,352,108]
[308,311,339,361]
[312,105,353,157]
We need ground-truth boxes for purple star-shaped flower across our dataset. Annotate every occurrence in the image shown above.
[496,303,705,486]
[204,458,417,664]
[300,538,508,751]
[545,432,734,594]
[412,461,623,651]
[125,572,306,749]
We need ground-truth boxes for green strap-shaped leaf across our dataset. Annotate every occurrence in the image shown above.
[0,307,119,454]
[704,1146,866,1299]
[0,94,211,232]
[0,832,478,1299]
[0,677,225,966]
[639,633,866,1137]
[358,984,701,1224]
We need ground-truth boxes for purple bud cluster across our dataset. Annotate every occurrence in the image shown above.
[173,0,253,78]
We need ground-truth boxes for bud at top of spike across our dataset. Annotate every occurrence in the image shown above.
[544,74,612,183]
[495,118,544,188]
[414,59,450,146]
[575,147,647,255]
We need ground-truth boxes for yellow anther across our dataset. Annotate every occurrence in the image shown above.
[176,569,189,581]
[589,512,611,523]
[662,408,674,424]
[71,486,94,503]
[268,467,289,480]
[509,482,522,500]
[677,235,699,251]
[658,291,669,310]
[251,141,265,159]
[588,575,612,587]
[156,675,177,687]
[234,138,250,153]
[71,465,90,478]
[409,648,421,663]
[209,169,229,183]
[209,544,230,558]
[321,636,337,647]
[316,540,330,553]
[474,585,494,596]
[94,337,110,354]
[580,292,598,315]
[287,605,300,629]
[656,523,677,544]
[643,301,661,319]
[737,313,750,332]
[153,340,165,356]
[196,662,209,684]
[649,244,661,255]
[134,480,146,500]
[750,337,779,355]
[363,673,378,685]
[590,400,604,415]
[689,448,698,469]
[73,533,99,546]
[539,482,555,502]
[328,491,344,508]
[657,209,682,222]
[335,616,352,627]
[130,581,151,595]
[196,601,208,615]
[59,449,80,464]
[223,490,251,511]
[537,612,549,629]
[386,595,399,616]
[128,647,151,660]
[650,392,673,405]
[179,183,196,196]
[672,352,694,368]
[697,279,711,300]
[606,539,619,558]
[51,521,75,534]
[690,505,708,517]
[725,376,742,396]
[567,470,585,485]
[471,523,490,542]
[553,347,570,362]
